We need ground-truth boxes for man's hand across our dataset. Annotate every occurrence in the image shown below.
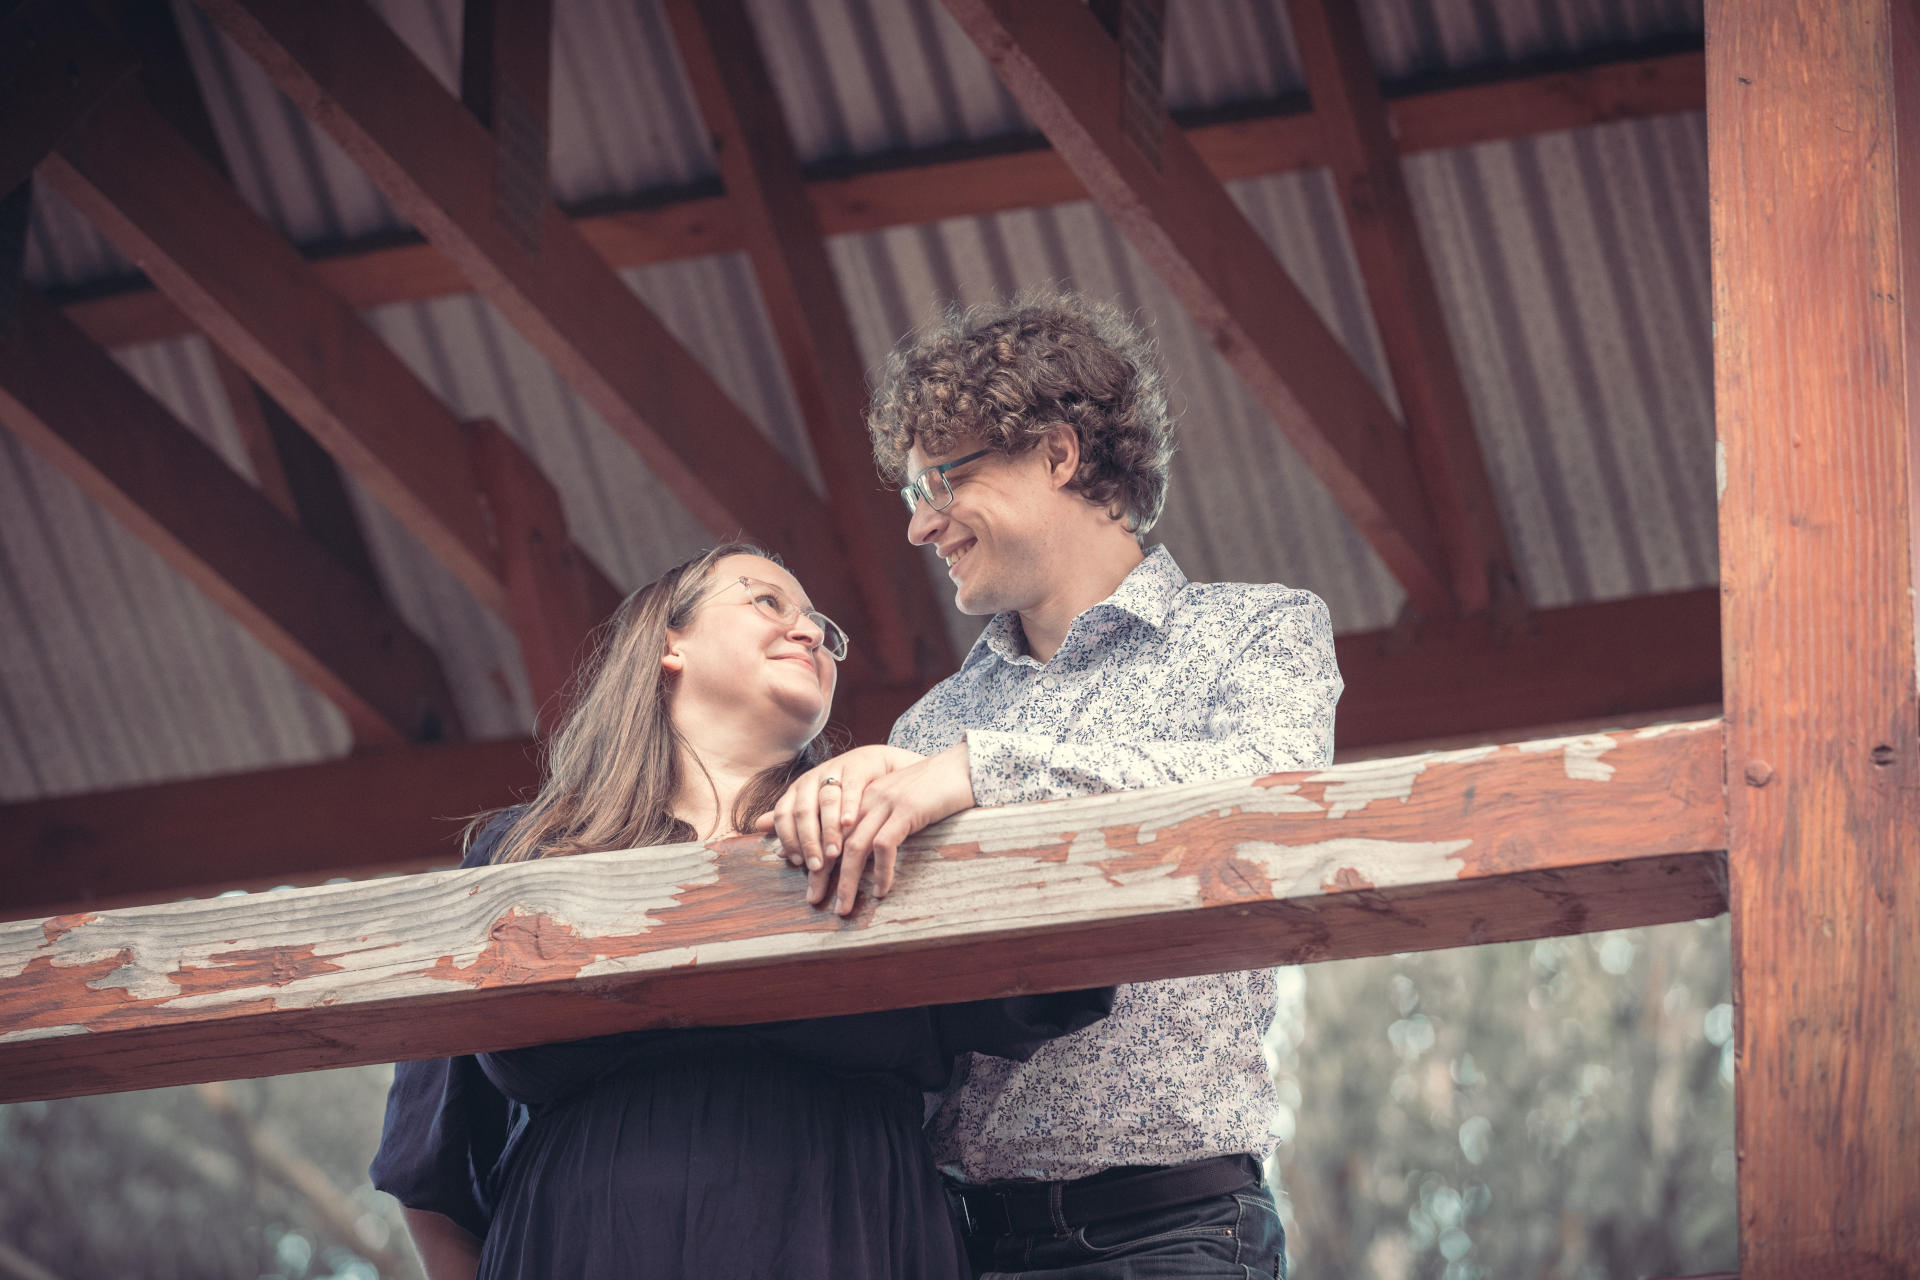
[758,742,976,915]
[761,744,921,884]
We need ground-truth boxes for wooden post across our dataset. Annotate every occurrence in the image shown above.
[1709,0,1920,1272]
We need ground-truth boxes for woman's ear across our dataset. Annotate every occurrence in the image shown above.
[661,637,686,675]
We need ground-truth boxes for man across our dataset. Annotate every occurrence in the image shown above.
[763,289,1340,1279]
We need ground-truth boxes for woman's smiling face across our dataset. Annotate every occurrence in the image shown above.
[663,554,837,746]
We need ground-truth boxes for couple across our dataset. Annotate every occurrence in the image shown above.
[372,290,1342,1279]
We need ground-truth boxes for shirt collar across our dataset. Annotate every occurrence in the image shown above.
[972,546,1186,667]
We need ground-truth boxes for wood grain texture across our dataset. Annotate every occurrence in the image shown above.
[57,50,1704,347]
[0,289,461,748]
[0,739,542,921]
[0,721,1726,1102]
[660,0,954,686]
[192,0,861,633]
[941,0,1451,615]
[1710,0,1920,1272]
[1286,0,1517,616]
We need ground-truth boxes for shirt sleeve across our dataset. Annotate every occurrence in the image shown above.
[962,594,1342,806]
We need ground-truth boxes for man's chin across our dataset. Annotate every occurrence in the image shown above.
[951,579,1002,616]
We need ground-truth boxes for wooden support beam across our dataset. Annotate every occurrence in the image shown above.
[32,35,619,695]
[0,739,540,921]
[1335,586,1720,749]
[940,0,1453,616]
[1286,0,1519,617]
[466,420,608,725]
[108,0,388,598]
[55,49,1707,348]
[660,0,954,684]
[0,0,140,200]
[193,0,862,635]
[459,0,551,258]
[0,720,1726,1102]
[35,79,509,616]
[1709,0,1920,1271]
[0,287,462,749]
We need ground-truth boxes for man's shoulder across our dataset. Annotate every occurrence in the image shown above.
[1169,579,1332,628]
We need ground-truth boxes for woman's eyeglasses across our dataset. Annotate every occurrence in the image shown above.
[724,577,849,661]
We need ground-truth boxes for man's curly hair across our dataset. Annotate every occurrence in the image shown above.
[867,288,1176,536]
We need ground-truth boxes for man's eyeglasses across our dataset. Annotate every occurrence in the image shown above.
[724,577,849,661]
[899,449,994,515]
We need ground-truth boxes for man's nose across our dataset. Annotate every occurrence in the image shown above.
[907,498,943,545]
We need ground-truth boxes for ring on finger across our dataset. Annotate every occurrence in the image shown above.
[821,775,840,787]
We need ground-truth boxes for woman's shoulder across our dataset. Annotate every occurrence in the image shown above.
[461,806,528,868]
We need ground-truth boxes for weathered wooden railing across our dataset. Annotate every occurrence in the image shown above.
[0,719,1726,1104]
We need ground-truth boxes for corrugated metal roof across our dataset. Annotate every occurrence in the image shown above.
[3,0,1710,801]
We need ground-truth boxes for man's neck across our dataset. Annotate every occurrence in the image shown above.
[1017,536,1147,663]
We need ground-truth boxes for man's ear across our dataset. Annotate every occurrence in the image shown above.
[1041,425,1081,489]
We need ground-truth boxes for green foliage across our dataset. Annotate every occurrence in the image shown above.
[1271,918,1737,1279]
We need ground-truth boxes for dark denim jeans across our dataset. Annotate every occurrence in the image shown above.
[964,1184,1287,1280]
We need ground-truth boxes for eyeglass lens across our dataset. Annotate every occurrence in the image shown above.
[741,579,848,660]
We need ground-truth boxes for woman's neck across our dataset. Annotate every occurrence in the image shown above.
[670,714,791,840]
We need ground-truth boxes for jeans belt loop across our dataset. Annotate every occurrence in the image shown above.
[1047,1181,1069,1237]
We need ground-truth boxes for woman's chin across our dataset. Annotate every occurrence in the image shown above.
[765,690,830,743]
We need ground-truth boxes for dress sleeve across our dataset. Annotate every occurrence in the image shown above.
[367,810,526,1237]
[369,1054,520,1239]
[964,594,1341,806]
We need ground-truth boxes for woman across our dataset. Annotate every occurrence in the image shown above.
[371,544,1110,1280]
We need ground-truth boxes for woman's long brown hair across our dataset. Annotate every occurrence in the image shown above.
[473,542,834,864]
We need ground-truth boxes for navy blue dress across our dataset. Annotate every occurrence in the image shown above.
[372,813,1112,1280]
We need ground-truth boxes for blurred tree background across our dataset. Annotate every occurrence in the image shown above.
[1272,917,1737,1279]
[0,918,1734,1279]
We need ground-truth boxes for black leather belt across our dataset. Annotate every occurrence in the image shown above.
[951,1154,1263,1238]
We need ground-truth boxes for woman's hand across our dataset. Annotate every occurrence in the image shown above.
[761,744,920,876]
[758,743,974,913]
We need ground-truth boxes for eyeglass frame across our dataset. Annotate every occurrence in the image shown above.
[714,575,849,661]
[899,448,995,515]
